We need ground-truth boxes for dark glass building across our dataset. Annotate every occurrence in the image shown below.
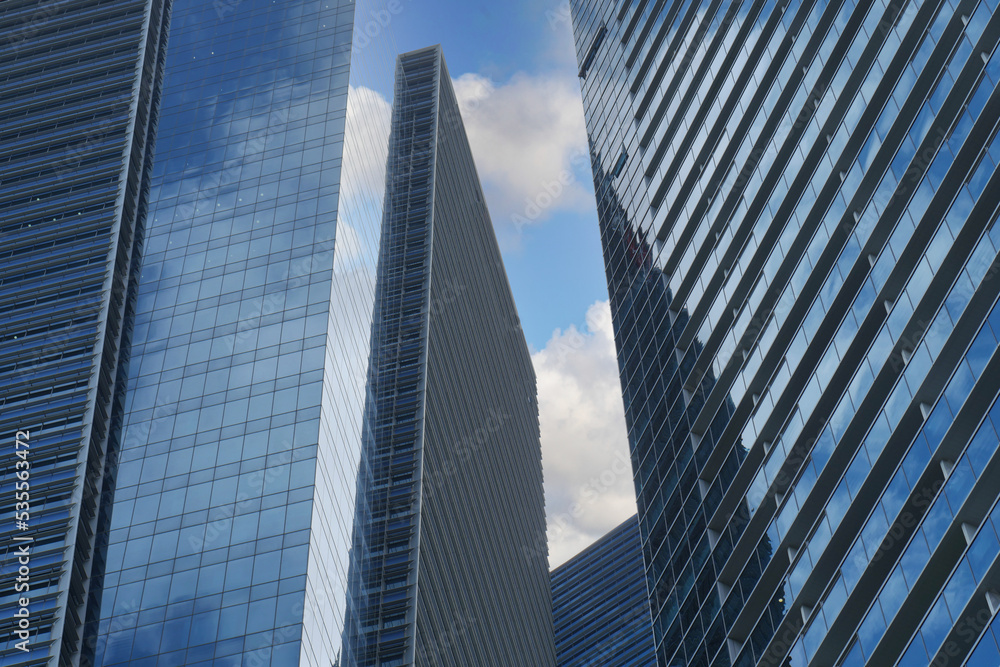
[571,1,1000,666]
[89,0,387,663]
[551,515,657,666]
[342,45,557,667]
[0,0,169,662]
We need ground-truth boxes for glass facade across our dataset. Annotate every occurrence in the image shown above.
[342,45,557,667]
[90,0,389,663]
[0,0,169,662]
[570,1,1000,666]
[551,515,657,666]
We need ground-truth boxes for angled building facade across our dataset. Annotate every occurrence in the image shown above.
[551,515,657,666]
[0,0,170,663]
[342,45,557,667]
[571,1,1000,666]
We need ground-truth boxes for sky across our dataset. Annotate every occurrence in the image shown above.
[348,0,636,567]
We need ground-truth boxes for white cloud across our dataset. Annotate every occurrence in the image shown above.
[533,300,635,568]
[452,69,591,243]
[338,64,593,254]
[336,85,392,274]
[341,84,392,208]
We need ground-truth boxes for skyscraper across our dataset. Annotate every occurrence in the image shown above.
[342,45,557,667]
[551,515,657,666]
[0,0,169,662]
[570,2,1000,666]
[89,0,389,663]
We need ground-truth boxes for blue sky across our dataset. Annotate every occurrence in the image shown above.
[349,0,634,565]
[385,0,610,350]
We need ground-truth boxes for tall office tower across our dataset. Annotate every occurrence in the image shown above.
[551,515,657,666]
[341,45,557,667]
[89,0,388,664]
[0,0,169,663]
[571,1,1000,666]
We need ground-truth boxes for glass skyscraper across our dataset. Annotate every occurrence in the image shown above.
[0,1,169,663]
[570,1,1000,666]
[551,515,657,666]
[89,0,389,663]
[342,45,557,667]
